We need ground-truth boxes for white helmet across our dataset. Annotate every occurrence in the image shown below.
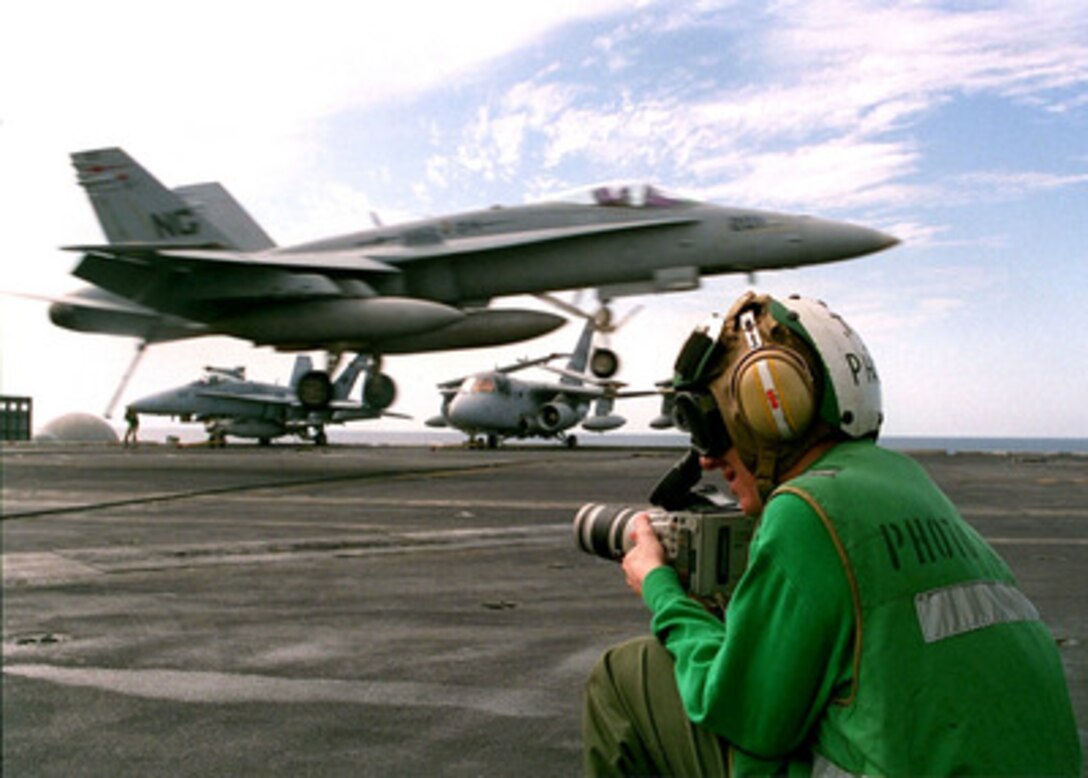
[702,292,882,494]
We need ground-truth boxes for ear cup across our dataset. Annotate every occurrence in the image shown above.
[732,347,816,442]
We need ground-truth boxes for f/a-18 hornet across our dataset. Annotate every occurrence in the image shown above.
[127,354,401,446]
[52,147,899,415]
[425,309,654,448]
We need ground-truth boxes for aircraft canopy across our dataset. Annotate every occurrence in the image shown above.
[549,184,694,208]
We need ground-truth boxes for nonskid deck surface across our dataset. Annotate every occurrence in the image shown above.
[3,444,1085,775]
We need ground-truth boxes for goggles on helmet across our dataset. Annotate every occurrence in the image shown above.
[671,321,730,457]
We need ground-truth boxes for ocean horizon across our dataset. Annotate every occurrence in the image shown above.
[118,423,1088,455]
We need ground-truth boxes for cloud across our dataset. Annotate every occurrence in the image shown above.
[1,1,636,200]
[418,0,1088,215]
[693,140,922,210]
[765,0,1088,105]
[952,170,1088,200]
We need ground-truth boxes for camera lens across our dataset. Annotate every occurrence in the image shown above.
[573,503,645,560]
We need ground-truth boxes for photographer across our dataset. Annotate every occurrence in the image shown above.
[583,292,1081,776]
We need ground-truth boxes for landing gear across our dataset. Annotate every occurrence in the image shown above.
[207,430,227,448]
[464,433,501,449]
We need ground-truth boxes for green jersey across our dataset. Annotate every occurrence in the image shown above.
[642,440,1081,775]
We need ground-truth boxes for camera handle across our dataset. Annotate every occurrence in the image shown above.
[649,448,733,511]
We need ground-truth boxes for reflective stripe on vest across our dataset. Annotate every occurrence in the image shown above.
[812,753,866,777]
[914,580,1039,644]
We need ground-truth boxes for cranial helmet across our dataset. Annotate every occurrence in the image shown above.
[672,291,882,496]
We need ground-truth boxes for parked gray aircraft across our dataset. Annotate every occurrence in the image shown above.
[425,315,655,448]
[53,147,898,414]
[127,355,400,445]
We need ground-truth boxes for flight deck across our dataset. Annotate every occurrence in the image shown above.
[3,443,1085,775]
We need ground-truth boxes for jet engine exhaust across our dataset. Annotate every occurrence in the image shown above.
[589,348,619,379]
[296,371,334,410]
[362,373,396,410]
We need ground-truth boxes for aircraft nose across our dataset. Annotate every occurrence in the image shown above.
[802,218,899,264]
[448,394,485,426]
[448,392,516,433]
[128,390,182,414]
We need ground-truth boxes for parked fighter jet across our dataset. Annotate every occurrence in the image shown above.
[53,147,899,416]
[425,314,655,448]
[127,354,400,445]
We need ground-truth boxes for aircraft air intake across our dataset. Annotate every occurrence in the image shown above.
[539,402,579,432]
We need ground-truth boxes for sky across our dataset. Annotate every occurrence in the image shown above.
[2,0,1086,440]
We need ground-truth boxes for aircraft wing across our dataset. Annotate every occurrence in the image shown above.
[530,377,662,401]
[65,245,401,275]
[28,286,209,343]
[196,389,400,415]
[12,288,202,328]
[64,215,698,273]
[196,389,295,406]
[550,384,658,400]
[7,288,151,313]
[525,383,605,401]
[494,352,571,374]
[161,248,401,273]
[347,407,411,419]
[327,399,377,411]
[328,406,411,421]
[554,385,609,399]
[539,364,630,387]
[437,352,573,391]
[379,410,412,420]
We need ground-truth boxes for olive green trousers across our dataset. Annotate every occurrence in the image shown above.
[582,635,729,777]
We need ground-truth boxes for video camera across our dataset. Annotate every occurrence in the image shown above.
[572,449,755,609]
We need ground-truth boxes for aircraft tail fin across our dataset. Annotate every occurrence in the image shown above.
[289,356,315,388]
[175,183,276,251]
[562,318,596,385]
[332,355,370,400]
[71,147,233,247]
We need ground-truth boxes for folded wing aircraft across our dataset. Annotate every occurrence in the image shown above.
[127,354,404,446]
[425,312,659,448]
